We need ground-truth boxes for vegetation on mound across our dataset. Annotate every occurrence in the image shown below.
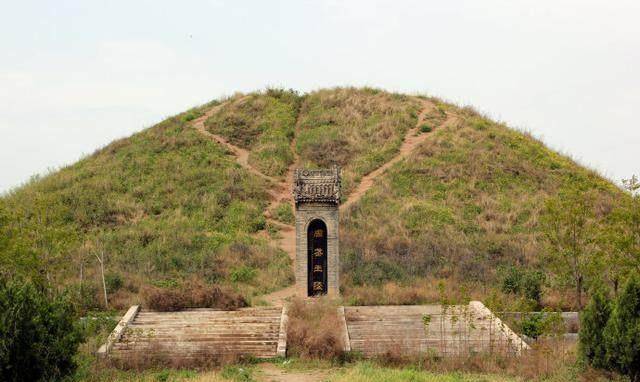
[295,88,421,196]
[143,279,247,311]
[0,86,637,315]
[204,89,300,177]
[340,101,631,310]
[0,106,293,310]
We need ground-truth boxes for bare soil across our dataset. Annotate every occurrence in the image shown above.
[257,363,333,382]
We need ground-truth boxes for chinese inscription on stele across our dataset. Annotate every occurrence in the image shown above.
[293,166,341,296]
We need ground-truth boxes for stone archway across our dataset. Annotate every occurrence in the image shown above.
[307,219,328,296]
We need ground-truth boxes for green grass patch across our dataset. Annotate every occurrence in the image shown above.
[271,202,294,225]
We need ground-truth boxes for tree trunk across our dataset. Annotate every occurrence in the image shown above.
[95,251,108,309]
[576,275,583,310]
[79,261,83,295]
[100,256,108,309]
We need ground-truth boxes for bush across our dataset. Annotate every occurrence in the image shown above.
[104,272,124,294]
[522,271,545,303]
[230,266,257,283]
[144,280,247,311]
[604,275,640,381]
[0,278,83,382]
[419,124,432,133]
[520,312,546,339]
[499,266,545,305]
[500,266,521,295]
[286,297,345,359]
[273,203,294,225]
[579,288,611,369]
[520,310,564,340]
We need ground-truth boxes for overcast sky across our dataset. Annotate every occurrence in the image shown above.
[1,0,638,194]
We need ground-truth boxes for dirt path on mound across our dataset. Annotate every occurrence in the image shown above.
[257,363,333,382]
[192,100,298,306]
[192,100,279,185]
[194,97,455,306]
[340,98,438,211]
[261,137,299,306]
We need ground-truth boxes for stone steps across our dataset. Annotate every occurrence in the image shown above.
[99,306,286,363]
[344,302,528,357]
[99,301,527,365]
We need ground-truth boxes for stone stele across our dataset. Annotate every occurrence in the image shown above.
[293,166,341,297]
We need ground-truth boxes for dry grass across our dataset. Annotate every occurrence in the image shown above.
[357,338,616,381]
[343,279,479,306]
[340,99,625,311]
[143,280,247,311]
[286,297,346,359]
[296,87,420,196]
[108,345,245,371]
[204,89,299,177]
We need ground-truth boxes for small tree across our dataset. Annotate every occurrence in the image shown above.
[611,176,640,282]
[604,275,640,382]
[580,288,611,369]
[0,277,82,382]
[541,187,598,309]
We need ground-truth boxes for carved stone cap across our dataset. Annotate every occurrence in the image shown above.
[293,166,341,205]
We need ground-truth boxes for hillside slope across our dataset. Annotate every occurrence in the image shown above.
[340,102,622,308]
[0,104,293,308]
[0,87,628,310]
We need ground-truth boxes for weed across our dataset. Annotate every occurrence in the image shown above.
[286,297,345,360]
[420,124,432,133]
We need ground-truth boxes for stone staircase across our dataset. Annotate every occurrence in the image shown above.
[98,306,286,363]
[99,301,526,365]
[345,302,528,357]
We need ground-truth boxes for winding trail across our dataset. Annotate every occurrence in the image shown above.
[192,96,456,306]
[192,100,280,186]
[340,98,435,211]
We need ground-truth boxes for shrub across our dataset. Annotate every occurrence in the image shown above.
[520,310,564,339]
[286,297,345,359]
[499,266,545,306]
[604,275,640,381]
[579,288,611,369]
[0,278,83,382]
[500,266,521,295]
[520,312,546,339]
[104,272,124,293]
[230,266,257,283]
[273,203,294,225]
[419,124,432,133]
[522,270,545,304]
[144,280,247,311]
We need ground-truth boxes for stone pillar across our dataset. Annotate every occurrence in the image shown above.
[293,167,341,297]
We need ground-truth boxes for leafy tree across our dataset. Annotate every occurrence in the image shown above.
[0,277,82,382]
[520,310,564,339]
[609,176,640,291]
[604,275,640,382]
[541,187,598,309]
[580,288,612,369]
[522,270,545,304]
[499,266,545,306]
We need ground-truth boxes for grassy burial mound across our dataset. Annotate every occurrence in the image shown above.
[0,105,293,309]
[0,87,633,312]
[340,101,627,310]
[294,88,420,196]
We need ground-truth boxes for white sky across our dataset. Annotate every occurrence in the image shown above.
[1,0,639,193]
